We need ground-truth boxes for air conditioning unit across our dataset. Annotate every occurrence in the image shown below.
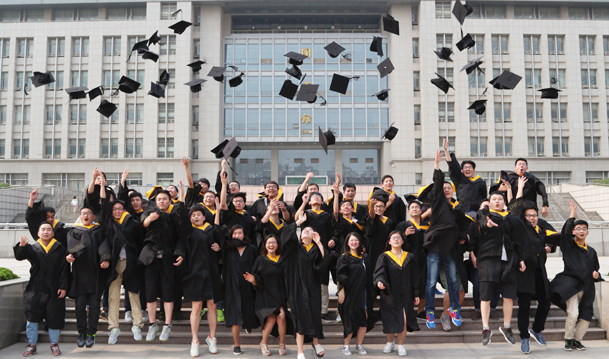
[538,153,546,157]
[533,51,540,55]
[2,54,8,58]
[591,85,598,89]
[504,118,512,122]
[589,51,596,55]
[580,51,586,55]
[549,51,556,55]
[563,153,569,157]
[501,51,509,55]
[582,85,589,88]
[593,119,600,123]
[594,152,600,156]
[12,155,19,159]
[58,53,64,57]
[558,51,565,55]
[111,154,118,158]
[68,155,74,158]
[82,53,89,57]
[492,50,499,55]
[413,54,419,58]
[525,51,531,55]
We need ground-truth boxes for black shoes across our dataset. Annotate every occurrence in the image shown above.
[482,329,492,345]
[572,340,586,351]
[77,334,86,348]
[85,335,95,348]
[499,325,516,344]
[564,339,574,351]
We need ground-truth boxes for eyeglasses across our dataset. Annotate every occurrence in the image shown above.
[266,186,278,190]
[573,227,588,232]
[525,214,538,219]
[112,208,125,212]
[81,211,93,215]
[229,184,239,188]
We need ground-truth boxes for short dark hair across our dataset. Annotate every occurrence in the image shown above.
[227,224,251,250]
[523,200,538,214]
[110,200,126,209]
[306,183,319,191]
[515,158,528,166]
[232,192,246,201]
[343,183,356,191]
[308,191,324,202]
[381,175,394,183]
[101,171,107,180]
[339,200,353,209]
[461,160,476,169]
[129,191,143,200]
[156,190,172,200]
[342,232,364,256]
[198,178,211,187]
[407,200,423,210]
[166,185,178,192]
[43,206,56,214]
[80,205,95,213]
[203,191,217,197]
[264,181,279,189]
[573,220,589,229]
[188,204,206,217]
[385,230,405,251]
[229,180,241,188]
[260,234,281,256]
[38,221,54,231]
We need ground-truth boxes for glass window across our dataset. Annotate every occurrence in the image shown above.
[45,105,62,124]
[548,35,564,53]
[528,137,545,156]
[415,139,421,158]
[585,171,609,183]
[17,38,34,57]
[486,7,505,18]
[78,9,98,21]
[160,3,178,20]
[584,137,600,156]
[0,39,9,57]
[495,137,512,156]
[579,36,595,53]
[158,103,175,123]
[159,36,176,55]
[192,139,199,159]
[126,138,143,158]
[279,149,335,185]
[569,8,589,20]
[0,105,6,124]
[471,137,488,157]
[435,1,451,19]
[2,11,20,23]
[342,149,380,184]
[234,150,272,185]
[26,10,44,22]
[132,7,146,20]
[247,108,259,137]
[107,8,128,20]
[70,104,86,124]
[157,138,174,158]
[539,7,559,19]
[72,37,89,56]
[157,173,174,186]
[412,38,419,57]
[552,137,569,156]
[594,8,609,20]
[514,7,535,19]
[523,35,540,53]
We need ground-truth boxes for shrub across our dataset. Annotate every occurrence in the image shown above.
[0,267,19,281]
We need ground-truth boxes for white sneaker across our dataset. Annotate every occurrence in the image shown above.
[383,342,395,354]
[146,323,158,341]
[336,314,342,323]
[297,354,306,359]
[141,309,149,323]
[206,335,218,354]
[159,325,172,342]
[108,328,120,344]
[125,311,133,323]
[397,345,407,356]
[356,345,368,355]
[191,341,200,357]
[132,326,142,341]
[342,345,352,355]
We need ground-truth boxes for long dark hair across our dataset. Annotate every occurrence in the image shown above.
[342,232,364,257]
[260,234,281,256]
[227,224,250,250]
[384,230,404,251]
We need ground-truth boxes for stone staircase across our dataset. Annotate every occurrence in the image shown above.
[21,295,606,345]
[544,192,604,223]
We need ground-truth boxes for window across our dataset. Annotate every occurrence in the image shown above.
[17,38,33,57]
[192,139,199,159]
[514,7,535,19]
[552,137,569,156]
[107,8,128,20]
[126,104,144,124]
[414,105,421,125]
[70,104,86,124]
[26,10,44,22]
[0,139,4,158]
[193,39,200,58]
[584,137,600,156]
[528,137,544,156]
[581,69,597,88]
[485,7,505,19]
[436,34,452,49]
[48,38,65,57]
[1,72,8,90]
[69,139,86,158]
[103,70,121,88]
[159,103,175,123]
[100,138,118,158]
[72,37,89,56]
[415,173,422,185]
[523,35,540,53]
[539,7,559,19]
[44,139,61,158]
[412,38,419,58]
[192,106,199,129]
[234,150,272,185]
[437,68,453,84]
[78,9,98,21]
[125,138,143,158]
[468,72,485,88]
[548,35,564,53]
[48,71,64,91]
[13,139,29,159]
[45,105,62,124]
[104,37,121,56]
[494,103,511,122]
[157,173,174,186]
[583,103,599,122]
[551,103,567,122]
[160,3,178,20]
[159,36,176,55]
[569,8,589,20]
[124,172,143,186]
[435,1,451,19]
[594,7,609,20]
[469,108,486,122]
[54,9,73,21]
[127,69,145,85]
[439,137,455,154]
[0,105,6,124]
[162,68,175,88]
[470,137,488,157]
[193,6,201,24]
[14,105,31,125]
[157,138,174,158]
[549,69,566,88]
[1,10,20,23]
[1,39,9,57]
[341,149,379,184]
[525,69,541,88]
[579,36,595,54]
[495,137,512,156]
[16,71,33,90]
[491,35,508,53]
[467,35,484,54]
[132,7,146,20]
[279,149,336,185]
[413,71,420,90]
[411,5,418,24]
[527,103,543,122]
[71,70,88,87]
[438,102,454,122]
[0,173,28,185]
[586,171,609,183]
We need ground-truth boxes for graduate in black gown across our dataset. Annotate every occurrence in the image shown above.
[219,224,260,355]
[183,157,218,225]
[373,230,421,356]
[26,189,68,248]
[259,198,286,239]
[281,214,329,359]
[218,167,256,242]
[336,232,373,356]
[244,230,293,356]
[367,175,406,225]
[293,171,331,212]
[331,174,364,253]
[327,179,367,222]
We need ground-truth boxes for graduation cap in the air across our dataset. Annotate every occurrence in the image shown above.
[452,0,474,26]
[329,74,359,95]
[382,122,398,140]
[229,72,245,88]
[296,84,319,102]
[318,127,336,154]
[31,72,55,87]
[141,49,159,62]
[148,31,161,46]
[279,79,298,100]
[285,65,303,80]
[65,86,88,100]
[118,76,141,93]
[456,33,476,51]
[324,42,345,58]
[434,47,453,61]
[184,79,207,93]
[146,185,164,201]
[159,70,170,86]
[148,82,165,98]
[207,66,226,82]
[431,72,454,94]
[377,58,394,78]
[490,70,522,90]
[372,89,390,101]
[370,36,384,57]
[417,184,433,203]
[382,14,399,35]
[538,87,561,99]
[126,40,149,62]
[211,138,242,159]
[371,187,390,203]
[188,60,206,72]
[169,20,192,35]
[468,99,487,115]
[461,57,484,75]
[284,51,307,66]
[97,99,117,118]
[87,86,104,101]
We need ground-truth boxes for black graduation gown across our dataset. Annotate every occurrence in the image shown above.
[250,196,290,224]
[368,189,406,225]
[550,217,604,321]
[26,201,68,249]
[280,223,329,341]
[396,220,428,291]
[220,239,260,330]
[490,172,549,208]
[327,194,367,222]
[259,218,285,239]
[336,253,374,338]
[373,251,420,334]
[117,183,147,221]
[185,185,217,225]
[84,184,116,216]
[331,214,364,253]
[447,153,488,212]
[251,255,294,337]
[66,223,110,298]
[294,190,331,213]
[221,206,256,242]
[14,239,69,329]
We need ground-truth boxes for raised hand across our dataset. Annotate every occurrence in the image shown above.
[121,168,129,182]
[296,212,307,225]
[405,226,416,236]
[181,157,191,167]
[243,272,256,284]
[336,172,342,186]
[435,148,443,164]
[517,176,528,190]
[569,200,577,218]
[29,189,38,201]
[19,235,29,246]
[148,212,160,222]
[306,172,315,179]
[443,137,449,154]
[486,217,498,228]
[312,232,321,245]
[92,167,99,179]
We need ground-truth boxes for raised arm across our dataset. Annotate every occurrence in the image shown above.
[219,169,229,211]
[120,168,129,189]
[332,180,340,221]
[294,193,309,222]
[368,198,377,219]
[298,172,315,193]
[182,157,194,189]
[87,167,99,194]
[99,176,106,199]
[27,188,38,208]
[515,176,527,200]
[214,197,221,225]
[260,200,276,224]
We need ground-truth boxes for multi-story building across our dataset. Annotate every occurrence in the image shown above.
[0,0,608,191]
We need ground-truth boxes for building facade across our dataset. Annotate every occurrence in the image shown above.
[0,0,608,191]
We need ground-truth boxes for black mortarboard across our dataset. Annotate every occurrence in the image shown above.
[382,122,398,140]
[159,70,170,86]
[141,49,159,62]
[148,30,161,46]
[329,74,351,94]
[404,194,421,206]
[284,51,307,65]
[489,70,522,90]
[118,76,141,93]
[279,79,298,100]
[207,66,226,82]
[97,100,117,118]
[382,14,400,35]
[87,86,104,101]
[456,33,476,51]
[65,86,88,100]
[461,57,484,74]
[417,184,433,203]
[229,73,245,88]
[188,60,206,72]
[452,0,473,26]
[431,72,454,94]
[184,79,206,93]
[31,72,55,87]
[538,87,561,99]
[211,138,241,159]
[468,99,487,115]
[371,187,390,203]
[372,89,390,101]
[128,40,149,61]
[296,84,319,102]
[285,65,302,80]
[146,186,164,201]
[318,127,336,154]
[434,47,453,61]
[370,36,384,57]
[324,42,345,58]
[148,82,165,98]
[169,20,192,34]
[377,58,394,78]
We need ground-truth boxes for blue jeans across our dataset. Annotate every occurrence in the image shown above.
[26,321,60,344]
[425,250,460,312]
